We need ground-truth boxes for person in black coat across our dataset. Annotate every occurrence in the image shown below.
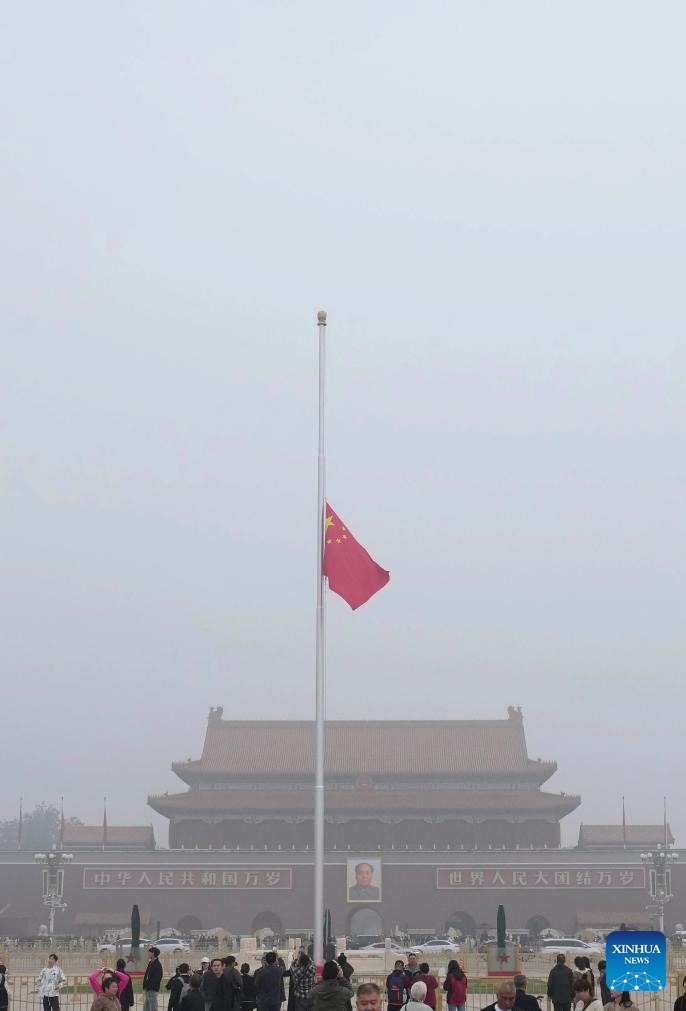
[0,964,8,1011]
[514,975,541,1011]
[213,959,244,1011]
[180,976,205,1011]
[547,955,575,1011]
[673,976,686,1011]
[336,957,354,983]
[202,964,220,1011]
[240,965,257,1011]
[255,954,283,1011]
[144,948,164,1011]
[167,966,192,1011]
[116,960,135,1011]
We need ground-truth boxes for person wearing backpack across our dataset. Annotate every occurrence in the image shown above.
[167,966,192,1011]
[179,976,204,1011]
[386,961,409,1011]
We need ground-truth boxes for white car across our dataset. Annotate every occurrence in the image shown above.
[415,939,461,953]
[155,937,191,953]
[98,937,152,953]
[361,941,405,951]
[540,938,605,957]
[99,936,190,954]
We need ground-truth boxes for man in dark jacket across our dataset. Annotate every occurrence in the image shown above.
[255,953,283,1011]
[223,961,243,1000]
[514,975,540,1011]
[212,959,243,1011]
[180,976,205,1011]
[240,964,257,1011]
[143,948,163,1011]
[547,955,574,1011]
[202,963,219,1011]
[310,962,352,1011]
[386,962,408,1011]
[336,956,353,983]
[167,966,192,1011]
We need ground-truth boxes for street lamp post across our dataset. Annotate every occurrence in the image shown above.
[640,844,677,934]
[34,849,73,944]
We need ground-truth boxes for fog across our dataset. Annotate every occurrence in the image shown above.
[1,2,684,850]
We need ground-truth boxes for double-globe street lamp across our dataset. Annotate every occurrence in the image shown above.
[640,844,677,934]
[34,849,73,944]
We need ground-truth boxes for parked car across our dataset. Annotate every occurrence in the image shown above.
[98,937,152,953]
[361,941,405,951]
[155,937,191,953]
[99,936,190,954]
[539,938,605,957]
[415,938,461,953]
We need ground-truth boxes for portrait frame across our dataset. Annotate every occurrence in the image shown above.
[346,857,382,903]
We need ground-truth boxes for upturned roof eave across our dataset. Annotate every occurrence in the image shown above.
[148,789,581,819]
[171,763,558,784]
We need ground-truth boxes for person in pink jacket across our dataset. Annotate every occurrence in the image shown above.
[90,969,131,997]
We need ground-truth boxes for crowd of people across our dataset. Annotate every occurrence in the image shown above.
[14,945,686,1011]
[546,953,644,1011]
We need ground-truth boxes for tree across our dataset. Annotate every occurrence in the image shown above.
[0,803,82,849]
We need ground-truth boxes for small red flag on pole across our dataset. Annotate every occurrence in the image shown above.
[322,504,389,610]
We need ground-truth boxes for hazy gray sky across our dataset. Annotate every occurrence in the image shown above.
[1,3,684,849]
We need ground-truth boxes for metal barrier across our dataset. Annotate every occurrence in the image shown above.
[1,976,678,1011]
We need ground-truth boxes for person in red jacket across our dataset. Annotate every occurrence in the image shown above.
[443,960,468,1011]
[415,965,438,1011]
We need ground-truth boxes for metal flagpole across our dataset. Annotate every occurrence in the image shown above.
[313,309,328,965]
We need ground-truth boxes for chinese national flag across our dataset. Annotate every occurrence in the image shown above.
[322,504,389,609]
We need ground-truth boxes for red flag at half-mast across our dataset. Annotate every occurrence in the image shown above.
[322,504,389,610]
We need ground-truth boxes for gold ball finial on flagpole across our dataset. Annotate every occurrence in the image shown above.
[317,309,327,324]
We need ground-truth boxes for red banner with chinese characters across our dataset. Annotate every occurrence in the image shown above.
[83,867,292,889]
[436,866,644,889]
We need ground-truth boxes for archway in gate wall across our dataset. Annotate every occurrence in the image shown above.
[178,914,203,933]
[347,906,383,938]
[445,910,477,940]
[526,914,551,938]
[251,911,284,936]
